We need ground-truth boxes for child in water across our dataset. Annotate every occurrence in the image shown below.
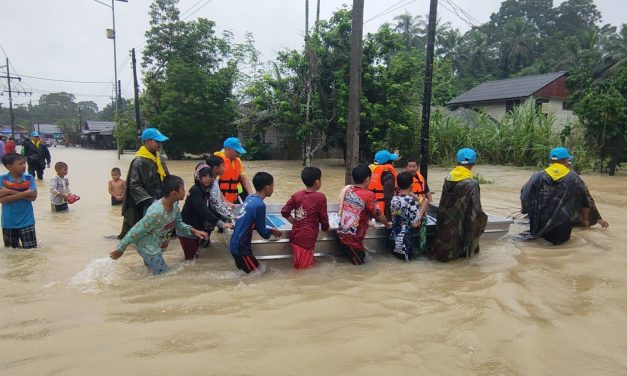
[281,166,329,269]
[337,164,391,265]
[0,153,38,248]
[178,162,233,260]
[108,167,125,206]
[110,175,209,275]
[229,172,282,274]
[389,171,429,261]
[49,161,80,212]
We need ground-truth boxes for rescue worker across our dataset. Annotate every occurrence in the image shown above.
[213,137,253,204]
[405,158,432,202]
[428,148,487,262]
[22,131,51,180]
[520,147,607,245]
[118,128,170,239]
[368,149,398,220]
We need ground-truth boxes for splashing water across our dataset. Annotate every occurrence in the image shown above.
[69,257,117,293]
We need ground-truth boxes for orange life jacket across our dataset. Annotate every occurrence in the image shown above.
[411,172,428,199]
[214,150,243,203]
[368,163,398,212]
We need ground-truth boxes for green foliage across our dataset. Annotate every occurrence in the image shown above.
[113,115,138,155]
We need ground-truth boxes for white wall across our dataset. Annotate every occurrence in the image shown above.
[539,98,577,130]
[472,102,507,121]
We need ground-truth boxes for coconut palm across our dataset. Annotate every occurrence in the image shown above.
[393,12,426,50]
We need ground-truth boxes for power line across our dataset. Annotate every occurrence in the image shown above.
[441,0,478,28]
[364,0,417,24]
[183,0,213,20]
[0,71,111,84]
[181,0,206,17]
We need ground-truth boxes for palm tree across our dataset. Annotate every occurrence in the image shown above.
[499,17,536,74]
[393,12,426,50]
[436,29,462,61]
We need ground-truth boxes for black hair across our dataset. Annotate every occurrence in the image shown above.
[111,167,121,174]
[55,161,68,171]
[253,172,274,192]
[206,155,224,170]
[2,153,25,168]
[406,159,417,165]
[162,175,184,196]
[8,136,14,141]
[396,171,413,190]
[351,163,372,184]
[301,166,322,187]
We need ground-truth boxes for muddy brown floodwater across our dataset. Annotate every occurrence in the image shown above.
[1,147,626,375]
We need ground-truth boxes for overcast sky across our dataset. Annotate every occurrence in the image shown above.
[0,0,624,110]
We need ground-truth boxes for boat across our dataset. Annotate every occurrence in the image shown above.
[224,203,513,260]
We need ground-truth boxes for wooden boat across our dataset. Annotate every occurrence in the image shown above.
[224,203,513,260]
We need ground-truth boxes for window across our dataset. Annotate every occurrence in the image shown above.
[505,99,520,112]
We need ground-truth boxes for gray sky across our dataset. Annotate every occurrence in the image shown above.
[0,0,624,110]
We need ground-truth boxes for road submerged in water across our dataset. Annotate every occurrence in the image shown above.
[1,148,626,375]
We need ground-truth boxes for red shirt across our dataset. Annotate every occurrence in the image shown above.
[281,190,329,249]
[5,140,16,154]
[337,186,380,251]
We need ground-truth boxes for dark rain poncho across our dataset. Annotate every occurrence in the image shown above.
[520,170,589,245]
[118,155,169,238]
[429,178,487,262]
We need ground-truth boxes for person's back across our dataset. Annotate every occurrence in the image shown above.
[5,138,16,154]
[389,172,429,261]
[281,166,330,269]
[0,137,5,159]
[229,172,281,273]
[521,148,589,245]
[429,148,487,262]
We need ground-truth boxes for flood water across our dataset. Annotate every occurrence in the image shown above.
[1,147,626,375]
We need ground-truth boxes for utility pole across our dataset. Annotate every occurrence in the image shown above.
[78,106,82,144]
[419,0,438,182]
[345,0,364,184]
[28,99,34,130]
[3,58,32,137]
[131,48,141,134]
[316,0,321,31]
[303,0,312,166]
[117,79,122,108]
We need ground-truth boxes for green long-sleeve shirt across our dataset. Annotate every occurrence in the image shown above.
[117,199,192,258]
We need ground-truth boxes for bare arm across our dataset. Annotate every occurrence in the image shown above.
[240,174,254,195]
[108,181,114,196]
[0,190,37,204]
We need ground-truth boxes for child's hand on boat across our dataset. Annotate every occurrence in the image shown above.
[270,228,282,239]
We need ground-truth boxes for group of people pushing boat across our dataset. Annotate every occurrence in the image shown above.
[109,128,609,275]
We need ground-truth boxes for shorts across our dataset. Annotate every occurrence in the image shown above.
[51,203,68,212]
[232,253,260,273]
[290,243,316,269]
[111,196,123,206]
[178,236,200,260]
[338,241,366,265]
[3,225,38,249]
[142,253,169,275]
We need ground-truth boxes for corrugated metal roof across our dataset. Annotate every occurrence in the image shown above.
[83,121,115,133]
[446,71,567,105]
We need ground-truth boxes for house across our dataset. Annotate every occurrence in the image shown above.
[80,120,115,149]
[34,123,64,139]
[446,71,576,129]
[0,125,29,140]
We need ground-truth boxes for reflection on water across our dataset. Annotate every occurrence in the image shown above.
[1,148,626,375]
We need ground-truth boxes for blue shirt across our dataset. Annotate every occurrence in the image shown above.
[0,172,36,229]
[229,194,272,255]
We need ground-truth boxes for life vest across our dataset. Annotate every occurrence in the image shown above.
[214,150,243,203]
[411,172,428,199]
[368,163,397,212]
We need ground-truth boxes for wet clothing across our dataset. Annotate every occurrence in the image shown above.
[281,190,330,249]
[389,194,426,261]
[229,194,272,272]
[281,190,330,269]
[1,172,36,229]
[111,196,123,206]
[209,179,233,219]
[49,175,71,206]
[2,224,37,249]
[214,150,247,204]
[117,200,192,275]
[51,203,68,212]
[0,139,4,158]
[22,139,51,180]
[178,236,201,260]
[520,164,589,245]
[571,181,603,227]
[118,150,169,239]
[429,167,487,262]
[337,186,380,257]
